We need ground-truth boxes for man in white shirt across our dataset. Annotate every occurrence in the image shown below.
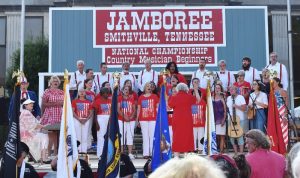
[266,52,288,91]
[190,58,214,89]
[119,62,137,91]
[215,60,235,93]
[93,62,113,94]
[242,57,260,84]
[70,60,86,90]
[137,59,158,93]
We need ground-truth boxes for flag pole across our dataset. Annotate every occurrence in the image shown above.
[20,0,25,71]
[287,0,295,117]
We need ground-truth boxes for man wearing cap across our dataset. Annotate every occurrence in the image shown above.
[241,57,260,84]
[93,62,113,95]
[266,52,288,91]
[70,60,86,92]
[119,62,137,92]
[137,59,158,95]
[8,76,41,120]
[0,142,39,178]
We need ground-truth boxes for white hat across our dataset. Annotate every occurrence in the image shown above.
[23,99,35,105]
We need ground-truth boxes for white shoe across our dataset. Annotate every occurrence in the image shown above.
[128,153,135,160]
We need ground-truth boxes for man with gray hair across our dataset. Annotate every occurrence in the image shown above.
[266,52,288,91]
[137,59,158,94]
[216,60,235,93]
[70,60,86,91]
[245,129,286,178]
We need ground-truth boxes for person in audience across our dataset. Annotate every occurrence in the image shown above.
[0,142,39,178]
[72,88,93,153]
[233,153,251,178]
[120,153,137,178]
[20,99,49,163]
[149,154,226,178]
[137,82,159,158]
[70,60,86,99]
[40,75,64,157]
[93,62,113,94]
[93,87,112,158]
[137,59,158,95]
[266,52,288,91]
[168,83,200,157]
[118,86,137,160]
[190,58,214,89]
[248,80,268,132]
[210,154,239,178]
[241,57,260,84]
[216,60,235,94]
[227,85,246,154]
[189,78,206,153]
[245,129,286,178]
[213,84,227,153]
[287,143,300,178]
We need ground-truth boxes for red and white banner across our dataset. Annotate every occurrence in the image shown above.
[104,47,215,66]
[94,8,224,47]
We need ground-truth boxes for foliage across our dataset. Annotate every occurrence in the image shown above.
[5,37,48,96]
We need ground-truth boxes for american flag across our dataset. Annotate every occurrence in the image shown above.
[100,103,111,115]
[142,99,154,118]
[121,101,133,116]
[76,103,90,118]
[192,105,204,125]
[278,105,288,146]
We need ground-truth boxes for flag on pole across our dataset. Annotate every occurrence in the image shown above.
[267,82,286,155]
[1,82,21,178]
[203,81,218,155]
[97,86,121,178]
[151,85,172,171]
[57,71,80,178]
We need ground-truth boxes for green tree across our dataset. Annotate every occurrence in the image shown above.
[6,37,48,96]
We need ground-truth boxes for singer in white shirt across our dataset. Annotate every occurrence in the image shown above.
[137,59,158,92]
[266,52,288,91]
[190,58,214,89]
[215,60,235,92]
[70,60,86,90]
[242,57,260,84]
[119,62,137,92]
[93,63,113,94]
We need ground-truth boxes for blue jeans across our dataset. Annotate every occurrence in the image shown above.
[250,109,266,133]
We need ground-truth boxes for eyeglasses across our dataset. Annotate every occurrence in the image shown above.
[252,83,258,86]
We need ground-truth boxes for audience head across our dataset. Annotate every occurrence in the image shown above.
[149,154,225,178]
[48,75,61,88]
[210,154,239,178]
[245,129,270,153]
[288,143,300,178]
[166,62,179,74]
[176,83,189,93]
[233,154,251,178]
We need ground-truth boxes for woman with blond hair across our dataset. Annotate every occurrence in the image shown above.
[40,75,64,157]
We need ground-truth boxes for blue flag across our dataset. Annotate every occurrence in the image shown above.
[97,86,121,178]
[151,85,172,171]
[1,84,21,178]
